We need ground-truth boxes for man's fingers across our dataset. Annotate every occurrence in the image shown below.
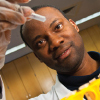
[4,30,11,42]
[0,0,21,11]
[6,0,31,3]
[0,0,33,25]
[0,21,17,32]
[21,6,33,17]
[0,7,26,25]
[0,1,32,16]
[0,1,26,24]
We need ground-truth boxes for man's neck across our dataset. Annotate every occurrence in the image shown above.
[72,51,100,76]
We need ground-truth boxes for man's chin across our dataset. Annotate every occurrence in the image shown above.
[57,67,79,75]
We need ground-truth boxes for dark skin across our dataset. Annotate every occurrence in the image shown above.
[23,7,99,76]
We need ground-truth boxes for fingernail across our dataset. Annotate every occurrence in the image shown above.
[23,0,31,3]
[21,6,32,17]
[26,18,32,21]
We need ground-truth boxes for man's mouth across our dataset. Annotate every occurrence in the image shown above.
[54,45,72,61]
[58,48,71,60]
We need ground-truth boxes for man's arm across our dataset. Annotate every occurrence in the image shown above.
[0,0,33,99]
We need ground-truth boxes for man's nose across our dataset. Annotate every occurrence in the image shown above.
[49,34,64,51]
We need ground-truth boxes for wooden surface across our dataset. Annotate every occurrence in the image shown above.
[0,71,13,100]
[87,25,100,52]
[80,29,98,52]
[27,53,56,93]
[13,56,43,99]
[1,62,28,100]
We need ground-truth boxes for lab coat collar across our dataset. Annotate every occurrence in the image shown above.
[54,76,71,100]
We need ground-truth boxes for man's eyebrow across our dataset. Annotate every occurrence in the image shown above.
[32,35,42,43]
[50,19,58,28]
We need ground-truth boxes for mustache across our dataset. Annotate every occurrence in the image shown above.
[57,41,73,50]
[52,41,73,59]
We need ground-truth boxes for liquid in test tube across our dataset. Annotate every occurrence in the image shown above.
[28,13,46,22]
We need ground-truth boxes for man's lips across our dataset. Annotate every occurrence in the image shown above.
[54,45,72,60]
[58,47,71,60]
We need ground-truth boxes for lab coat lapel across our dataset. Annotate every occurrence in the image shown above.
[54,76,71,100]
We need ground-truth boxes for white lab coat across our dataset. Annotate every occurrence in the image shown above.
[29,76,72,100]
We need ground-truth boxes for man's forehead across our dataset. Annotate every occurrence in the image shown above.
[24,8,63,28]
[23,7,68,37]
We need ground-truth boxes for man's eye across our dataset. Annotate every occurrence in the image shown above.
[38,40,43,44]
[36,39,46,48]
[55,23,63,31]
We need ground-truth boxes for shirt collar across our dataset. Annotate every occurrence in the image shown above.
[88,51,100,61]
[54,76,71,99]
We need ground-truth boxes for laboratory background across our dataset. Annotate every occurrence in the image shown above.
[1,0,100,100]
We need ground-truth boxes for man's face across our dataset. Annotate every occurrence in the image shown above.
[23,7,85,74]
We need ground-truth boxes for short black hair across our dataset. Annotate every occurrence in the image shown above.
[20,5,68,49]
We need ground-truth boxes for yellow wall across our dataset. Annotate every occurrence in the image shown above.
[1,25,100,100]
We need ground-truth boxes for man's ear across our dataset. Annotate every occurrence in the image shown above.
[69,19,79,32]
[34,52,43,62]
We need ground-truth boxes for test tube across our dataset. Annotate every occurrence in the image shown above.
[28,13,46,22]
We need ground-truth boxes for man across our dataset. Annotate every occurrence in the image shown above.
[21,5,100,100]
[0,1,100,100]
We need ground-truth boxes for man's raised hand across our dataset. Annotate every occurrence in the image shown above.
[0,0,33,69]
